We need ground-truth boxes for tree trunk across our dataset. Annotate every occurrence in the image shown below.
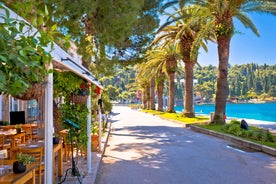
[150,78,155,110]
[146,85,150,110]
[167,72,175,113]
[142,90,147,109]
[214,35,231,124]
[182,62,195,117]
[157,80,164,111]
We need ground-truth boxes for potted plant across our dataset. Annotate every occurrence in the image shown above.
[54,71,95,104]
[15,124,22,134]
[0,121,9,126]
[53,133,60,144]
[91,123,99,152]
[13,152,34,174]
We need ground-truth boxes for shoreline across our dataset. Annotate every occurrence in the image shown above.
[176,109,276,131]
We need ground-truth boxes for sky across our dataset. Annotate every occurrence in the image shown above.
[198,13,276,66]
[160,12,276,67]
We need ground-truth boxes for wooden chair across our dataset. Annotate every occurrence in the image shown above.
[36,128,45,141]
[23,126,37,142]
[18,147,44,184]
[0,134,11,158]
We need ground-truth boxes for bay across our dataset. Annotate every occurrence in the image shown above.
[175,103,276,123]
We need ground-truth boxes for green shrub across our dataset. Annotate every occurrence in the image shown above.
[264,132,274,142]
[227,124,240,134]
[229,119,240,125]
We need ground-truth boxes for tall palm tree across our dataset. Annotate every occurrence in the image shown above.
[135,62,151,109]
[163,0,276,123]
[156,69,166,111]
[195,0,276,124]
[144,45,182,112]
[149,77,156,110]
[135,58,160,110]
[153,5,212,117]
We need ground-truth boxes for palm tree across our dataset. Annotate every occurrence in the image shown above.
[150,77,156,110]
[156,72,166,111]
[135,62,151,109]
[153,5,212,117]
[195,0,276,123]
[162,0,276,123]
[143,45,182,112]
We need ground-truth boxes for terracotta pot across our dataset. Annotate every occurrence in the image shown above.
[91,134,99,152]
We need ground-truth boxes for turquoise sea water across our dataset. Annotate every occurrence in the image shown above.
[175,103,276,122]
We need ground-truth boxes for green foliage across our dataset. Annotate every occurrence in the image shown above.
[193,64,276,101]
[142,109,209,124]
[128,104,143,109]
[91,122,99,135]
[200,122,276,148]
[6,0,162,68]
[215,23,234,37]
[60,103,89,148]
[101,92,112,113]
[54,71,97,98]
[16,152,34,165]
[0,121,9,125]
[0,4,53,96]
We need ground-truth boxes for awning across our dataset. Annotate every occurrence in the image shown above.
[51,43,103,89]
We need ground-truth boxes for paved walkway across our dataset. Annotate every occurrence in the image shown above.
[95,106,276,184]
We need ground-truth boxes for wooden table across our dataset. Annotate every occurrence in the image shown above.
[9,132,25,148]
[53,142,63,177]
[10,141,63,182]
[0,124,37,131]
[59,129,70,161]
[0,130,26,148]
[0,162,36,184]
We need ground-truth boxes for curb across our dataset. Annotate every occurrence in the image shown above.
[189,125,276,157]
[146,111,276,157]
[82,121,112,184]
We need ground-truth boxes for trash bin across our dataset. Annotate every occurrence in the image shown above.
[210,112,214,121]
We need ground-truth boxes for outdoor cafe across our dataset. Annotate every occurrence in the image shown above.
[0,4,103,184]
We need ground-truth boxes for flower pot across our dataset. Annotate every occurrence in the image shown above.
[53,137,60,144]
[13,161,26,174]
[91,134,99,152]
[12,83,45,100]
[70,94,88,104]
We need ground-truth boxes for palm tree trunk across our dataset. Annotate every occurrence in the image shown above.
[146,85,150,110]
[167,72,175,112]
[150,78,155,110]
[142,90,147,109]
[157,80,164,111]
[182,62,195,117]
[214,35,230,124]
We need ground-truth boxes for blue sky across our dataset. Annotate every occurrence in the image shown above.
[198,13,276,66]
[160,12,276,67]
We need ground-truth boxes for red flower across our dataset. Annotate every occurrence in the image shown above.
[79,84,85,89]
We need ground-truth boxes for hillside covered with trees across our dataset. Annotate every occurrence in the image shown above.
[108,63,276,104]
